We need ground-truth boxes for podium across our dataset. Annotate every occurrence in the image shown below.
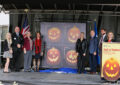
[101,42,120,81]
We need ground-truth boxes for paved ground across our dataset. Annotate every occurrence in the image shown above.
[0,70,119,85]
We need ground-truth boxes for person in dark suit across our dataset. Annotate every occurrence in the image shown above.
[105,32,115,42]
[89,30,98,74]
[99,28,107,50]
[76,32,87,74]
[11,26,24,72]
[98,28,107,73]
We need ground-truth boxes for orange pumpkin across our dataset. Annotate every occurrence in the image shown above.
[103,58,120,81]
[68,26,80,43]
[66,50,78,64]
[48,27,61,42]
[47,47,61,65]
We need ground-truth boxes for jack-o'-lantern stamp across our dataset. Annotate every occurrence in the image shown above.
[48,27,61,42]
[47,47,61,65]
[68,26,80,43]
[103,58,120,81]
[66,50,78,65]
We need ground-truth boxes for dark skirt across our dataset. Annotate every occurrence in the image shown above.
[34,53,42,59]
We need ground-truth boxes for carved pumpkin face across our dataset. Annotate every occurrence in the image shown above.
[68,26,80,43]
[103,58,120,81]
[66,50,77,64]
[48,27,61,41]
[47,47,60,65]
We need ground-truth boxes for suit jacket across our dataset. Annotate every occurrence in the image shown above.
[3,39,12,52]
[98,34,107,50]
[89,37,98,54]
[98,34,107,44]
[11,32,24,52]
[105,39,116,42]
[76,38,87,54]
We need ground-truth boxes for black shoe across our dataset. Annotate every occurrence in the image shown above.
[24,70,28,72]
[101,77,105,80]
[77,72,81,74]
[15,69,20,72]
[11,68,15,72]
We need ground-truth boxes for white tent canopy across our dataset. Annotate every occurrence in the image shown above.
[0,11,9,25]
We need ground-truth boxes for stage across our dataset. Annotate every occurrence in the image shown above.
[0,70,118,85]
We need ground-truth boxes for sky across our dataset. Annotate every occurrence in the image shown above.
[0,11,9,25]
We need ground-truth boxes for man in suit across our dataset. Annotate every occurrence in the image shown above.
[12,26,24,72]
[99,28,107,51]
[89,30,98,74]
[98,28,107,75]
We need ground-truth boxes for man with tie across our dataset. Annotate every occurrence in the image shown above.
[99,29,107,61]
[11,26,24,72]
[98,28,107,75]
[99,28,107,51]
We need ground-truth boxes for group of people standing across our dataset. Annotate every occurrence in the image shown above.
[76,28,115,74]
[3,26,44,73]
[3,26,115,74]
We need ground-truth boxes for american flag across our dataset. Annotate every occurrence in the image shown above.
[21,16,30,37]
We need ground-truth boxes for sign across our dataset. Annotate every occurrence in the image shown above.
[40,22,86,68]
[101,42,120,81]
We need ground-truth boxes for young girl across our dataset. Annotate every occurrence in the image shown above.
[3,33,13,73]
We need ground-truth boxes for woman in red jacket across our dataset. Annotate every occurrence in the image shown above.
[33,32,43,72]
[23,31,33,72]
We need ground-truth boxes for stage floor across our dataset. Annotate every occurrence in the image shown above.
[0,70,118,85]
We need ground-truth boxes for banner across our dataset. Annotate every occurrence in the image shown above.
[40,22,86,68]
[101,42,120,81]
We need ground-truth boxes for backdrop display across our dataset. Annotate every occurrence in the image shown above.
[41,22,86,68]
[101,42,120,81]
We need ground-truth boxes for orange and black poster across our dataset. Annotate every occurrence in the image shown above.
[40,22,86,68]
[101,42,120,81]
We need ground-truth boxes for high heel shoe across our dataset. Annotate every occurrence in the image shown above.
[3,71,10,73]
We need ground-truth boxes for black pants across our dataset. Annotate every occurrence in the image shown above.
[12,50,22,71]
[77,53,85,73]
[89,53,97,72]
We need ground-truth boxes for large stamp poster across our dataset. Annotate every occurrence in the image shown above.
[40,22,86,68]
